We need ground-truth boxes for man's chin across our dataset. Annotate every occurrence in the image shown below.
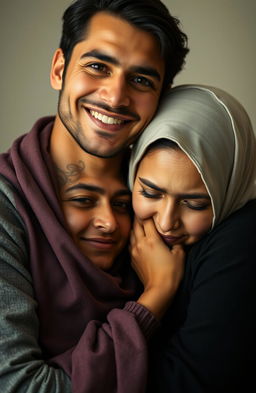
[78,141,124,158]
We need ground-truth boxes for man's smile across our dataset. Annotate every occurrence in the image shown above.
[85,107,133,133]
[90,110,124,125]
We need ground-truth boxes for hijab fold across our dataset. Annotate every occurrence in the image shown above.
[129,85,256,226]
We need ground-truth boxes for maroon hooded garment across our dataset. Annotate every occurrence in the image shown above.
[0,117,158,393]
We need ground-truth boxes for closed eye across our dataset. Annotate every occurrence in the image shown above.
[139,188,162,199]
[180,199,211,211]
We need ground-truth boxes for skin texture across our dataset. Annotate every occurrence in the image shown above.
[131,218,185,319]
[49,11,181,319]
[132,148,213,246]
[60,171,131,271]
[131,147,213,318]
[50,11,165,160]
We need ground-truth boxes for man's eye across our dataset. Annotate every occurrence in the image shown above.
[67,197,95,207]
[132,76,154,89]
[87,63,109,73]
[112,200,132,213]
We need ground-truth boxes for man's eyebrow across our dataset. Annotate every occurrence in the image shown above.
[65,183,131,197]
[65,183,105,194]
[114,190,131,198]
[129,66,161,81]
[80,50,119,66]
[81,50,161,81]
[138,177,210,199]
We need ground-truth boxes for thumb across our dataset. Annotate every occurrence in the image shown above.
[171,243,185,255]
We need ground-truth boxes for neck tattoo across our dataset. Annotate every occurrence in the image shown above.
[56,160,85,186]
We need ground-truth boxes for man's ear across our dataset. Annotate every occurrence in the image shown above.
[50,48,65,90]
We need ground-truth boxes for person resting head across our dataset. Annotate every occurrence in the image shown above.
[128,84,256,392]
[129,84,256,245]
[59,156,132,271]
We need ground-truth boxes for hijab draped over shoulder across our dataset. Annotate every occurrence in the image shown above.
[129,84,256,227]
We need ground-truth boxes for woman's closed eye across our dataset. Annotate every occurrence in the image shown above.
[139,187,211,211]
[180,199,211,211]
[139,187,162,199]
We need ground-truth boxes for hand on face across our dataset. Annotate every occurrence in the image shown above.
[130,217,185,319]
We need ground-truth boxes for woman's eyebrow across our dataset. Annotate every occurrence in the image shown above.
[138,177,210,199]
[178,193,211,200]
[139,177,165,192]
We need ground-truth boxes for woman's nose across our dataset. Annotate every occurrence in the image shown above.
[157,200,180,233]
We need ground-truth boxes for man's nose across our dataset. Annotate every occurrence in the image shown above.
[98,74,131,108]
[93,205,118,233]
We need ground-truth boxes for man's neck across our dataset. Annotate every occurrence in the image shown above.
[50,116,125,187]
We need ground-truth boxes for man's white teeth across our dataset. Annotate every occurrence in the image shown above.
[90,110,123,125]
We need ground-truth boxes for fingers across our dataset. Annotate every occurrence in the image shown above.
[143,218,160,239]
[130,230,135,246]
[133,217,145,238]
[130,218,143,252]
[171,243,184,251]
[170,243,185,257]
[132,217,166,242]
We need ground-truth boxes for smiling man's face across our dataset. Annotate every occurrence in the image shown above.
[50,11,165,158]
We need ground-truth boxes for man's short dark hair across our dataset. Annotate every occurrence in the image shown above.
[59,0,189,90]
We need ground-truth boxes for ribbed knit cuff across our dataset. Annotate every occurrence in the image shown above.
[124,301,160,340]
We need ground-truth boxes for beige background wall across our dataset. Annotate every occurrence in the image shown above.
[0,0,255,152]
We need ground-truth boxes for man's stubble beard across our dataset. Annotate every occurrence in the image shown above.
[57,90,140,159]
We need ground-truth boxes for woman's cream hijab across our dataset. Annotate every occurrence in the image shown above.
[129,84,256,227]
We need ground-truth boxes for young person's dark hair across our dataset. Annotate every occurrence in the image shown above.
[59,0,189,90]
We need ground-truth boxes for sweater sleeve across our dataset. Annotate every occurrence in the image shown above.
[0,179,158,393]
[0,181,72,392]
[68,301,158,393]
[147,201,256,393]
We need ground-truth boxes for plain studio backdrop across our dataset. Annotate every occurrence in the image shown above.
[0,0,255,152]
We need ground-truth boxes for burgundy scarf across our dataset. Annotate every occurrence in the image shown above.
[0,117,140,365]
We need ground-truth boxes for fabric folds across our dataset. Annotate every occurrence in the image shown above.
[129,84,256,227]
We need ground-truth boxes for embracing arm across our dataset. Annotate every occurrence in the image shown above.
[0,184,72,392]
[0,181,158,393]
